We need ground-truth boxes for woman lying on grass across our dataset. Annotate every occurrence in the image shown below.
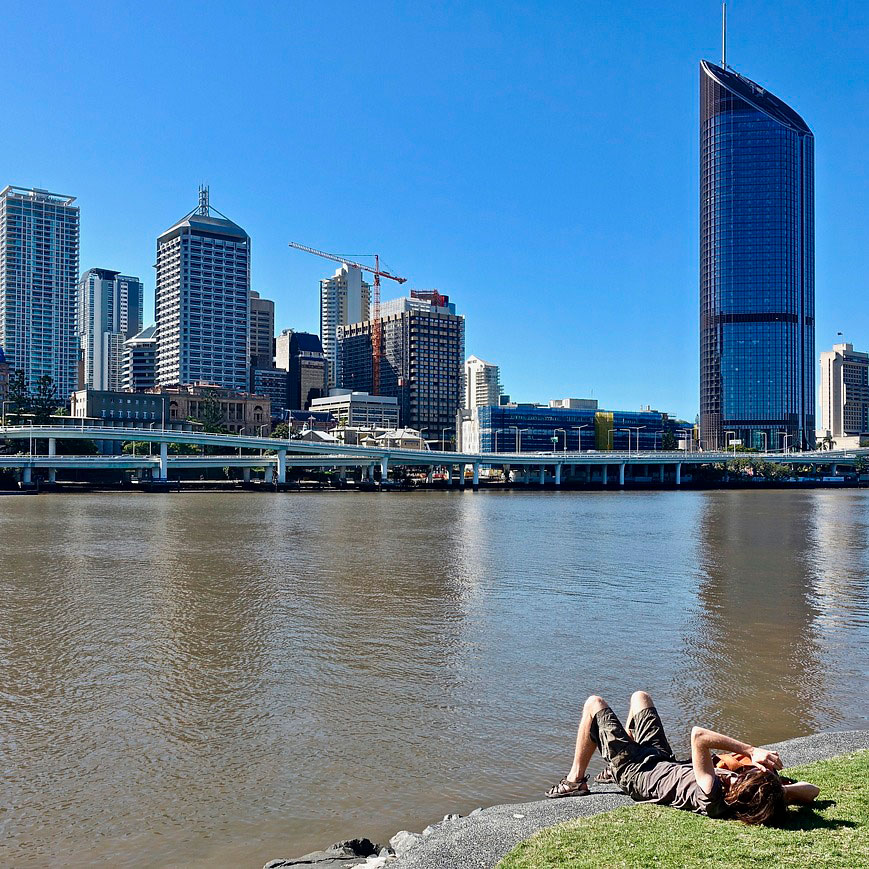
[546,691,819,825]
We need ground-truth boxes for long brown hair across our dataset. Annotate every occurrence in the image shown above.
[724,768,786,825]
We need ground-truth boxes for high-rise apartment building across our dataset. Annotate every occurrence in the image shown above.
[320,264,370,386]
[700,61,815,451]
[819,343,869,438]
[249,290,275,368]
[338,291,465,438]
[154,188,250,391]
[77,268,143,391]
[123,325,157,392]
[0,185,79,399]
[0,345,9,401]
[465,355,501,409]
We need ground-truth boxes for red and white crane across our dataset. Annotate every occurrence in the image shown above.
[288,241,407,396]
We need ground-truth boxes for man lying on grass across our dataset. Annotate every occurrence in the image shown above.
[546,691,819,825]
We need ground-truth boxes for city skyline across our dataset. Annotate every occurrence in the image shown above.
[1,3,866,418]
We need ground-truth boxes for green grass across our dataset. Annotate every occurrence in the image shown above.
[498,751,868,868]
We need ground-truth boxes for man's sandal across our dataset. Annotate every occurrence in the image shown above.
[545,775,590,798]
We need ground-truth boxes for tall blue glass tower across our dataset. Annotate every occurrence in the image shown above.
[700,60,814,451]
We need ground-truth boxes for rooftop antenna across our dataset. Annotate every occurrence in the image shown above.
[197,184,210,215]
[721,1,727,68]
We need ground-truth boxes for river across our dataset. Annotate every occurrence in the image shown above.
[1,489,867,866]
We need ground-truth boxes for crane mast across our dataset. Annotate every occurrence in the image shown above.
[288,241,407,396]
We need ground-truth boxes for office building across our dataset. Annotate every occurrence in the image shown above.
[819,343,869,439]
[249,291,275,368]
[0,185,79,399]
[123,325,157,392]
[310,390,399,428]
[457,405,664,453]
[276,329,328,411]
[77,268,143,391]
[152,384,270,435]
[154,187,250,391]
[548,398,598,410]
[320,264,370,386]
[71,388,169,425]
[700,61,815,451]
[338,291,465,438]
[252,367,289,419]
[465,355,501,409]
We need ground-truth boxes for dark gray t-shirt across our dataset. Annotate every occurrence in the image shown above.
[636,760,729,817]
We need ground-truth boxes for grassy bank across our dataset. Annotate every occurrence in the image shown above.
[499,751,868,868]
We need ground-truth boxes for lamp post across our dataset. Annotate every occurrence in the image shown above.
[725,429,737,455]
[494,428,502,454]
[511,426,530,453]
[675,428,692,453]
[627,425,645,454]
[758,431,768,453]
[554,428,566,452]
[778,431,792,454]
[619,428,632,454]
[441,428,451,451]
[1,399,14,428]
[572,424,590,451]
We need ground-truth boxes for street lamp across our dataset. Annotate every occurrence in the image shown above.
[626,425,645,453]
[554,428,566,452]
[725,429,738,455]
[572,424,590,451]
[441,428,452,451]
[778,431,792,454]
[1,399,14,428]
[758,431,768,453]
[511,426,530,452]
[619,428,632,454]
[675,428,692,453]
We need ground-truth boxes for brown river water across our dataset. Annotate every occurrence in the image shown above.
[1,489,867,866]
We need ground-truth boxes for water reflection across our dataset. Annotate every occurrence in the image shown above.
[676,492,831,742]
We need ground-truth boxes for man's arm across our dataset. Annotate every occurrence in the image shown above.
[691,726,783,794]
[783,781,820,804]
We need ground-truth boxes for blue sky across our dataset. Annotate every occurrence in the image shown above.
[2,1,867,418]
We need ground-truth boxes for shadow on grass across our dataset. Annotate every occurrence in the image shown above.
[782,800,857,831]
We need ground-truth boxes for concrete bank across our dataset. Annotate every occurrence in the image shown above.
[264,729,869,869]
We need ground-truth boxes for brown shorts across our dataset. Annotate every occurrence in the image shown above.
[589,706,675,799]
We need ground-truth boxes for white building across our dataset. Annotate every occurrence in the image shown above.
[155,187,250,391]
[464,355,501,409]
[819,343,869,439]
[0,185,80,399]
[549,398,598,410]
[78,268,144,391]
[310,389,399,428]
[320,264,370,387]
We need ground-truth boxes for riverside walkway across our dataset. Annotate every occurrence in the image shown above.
[0,424,866,488]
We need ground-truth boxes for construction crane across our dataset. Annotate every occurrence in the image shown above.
[288,241,407,396]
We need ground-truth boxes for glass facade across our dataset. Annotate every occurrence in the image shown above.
[700,61,814,450]
[476,406,664,453]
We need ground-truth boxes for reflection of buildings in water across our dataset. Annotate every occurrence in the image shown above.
[674,491,832,744]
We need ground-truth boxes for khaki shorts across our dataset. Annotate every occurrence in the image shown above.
[590,706,675,799]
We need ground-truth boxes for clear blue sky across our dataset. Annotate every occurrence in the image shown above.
[2,1,866,419]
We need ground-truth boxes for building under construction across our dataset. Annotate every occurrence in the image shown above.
[338,291,465,441]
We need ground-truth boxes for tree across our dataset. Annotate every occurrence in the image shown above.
[661,431,677,450]
[188,392,227,434]
[5,369,29,422]
[270,422,290,440]
[31,375,60,423]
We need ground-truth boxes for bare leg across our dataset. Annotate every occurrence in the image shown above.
[567,695,608,781]
[626,690,654,736]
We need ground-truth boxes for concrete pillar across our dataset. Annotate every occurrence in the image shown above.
[48,437,56,457]
[676,463,682,486]
[619,463,625,487]
[380,455,389,483]
[539,465,546,485]
[659,464,665,483]
[602,464,608,486]
[446,465,453,486]
[555,464,562,486]
[159,442,168,480]
[426,467,433,484]
[243,467,251,482]
[22,466,32,484]
[48,468,56,483]
[460,464,466,487]
[340,468,347,483]
[472,463,480,489]
[277,449,287,483]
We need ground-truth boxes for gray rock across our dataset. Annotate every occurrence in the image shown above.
[263,849,369,868]
[469,807,483,816]
[388,830,422,856]
[378,847,395,857]
[421,824,437,837]
[329,839,380,857]
[442,813,461,822]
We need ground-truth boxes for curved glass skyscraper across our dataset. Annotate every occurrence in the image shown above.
[700,60,814,451]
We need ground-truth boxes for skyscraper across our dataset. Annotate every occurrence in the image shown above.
[700,60,815,451]
[464,355,501,409]
[320,264,370,387]
[123,325,157,392]
[339,291,465,437]
[155,188,250,391]
[249,290,275,369]
[0,185,79,399]
[78,268,143,391]
[819,343,869,439]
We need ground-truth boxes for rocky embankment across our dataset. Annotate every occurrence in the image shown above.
[264,729,869,869]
